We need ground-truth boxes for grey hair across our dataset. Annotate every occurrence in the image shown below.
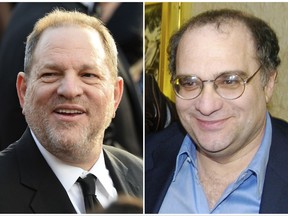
[24,9,118,78]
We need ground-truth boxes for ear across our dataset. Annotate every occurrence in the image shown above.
[16,72,27,113]
[264,71,277,103]
[113,76,124,116]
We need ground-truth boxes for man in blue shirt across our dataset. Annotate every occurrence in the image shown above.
[145,9,288,213]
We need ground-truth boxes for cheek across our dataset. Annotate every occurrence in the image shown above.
[23,84,55,113]
[89,86,115,110]
[90,84,112,100]
[88,88,115,127]
[175,100,195,126]
[175,99,194,114]
[23,85,37,108]
[241,86,267,111]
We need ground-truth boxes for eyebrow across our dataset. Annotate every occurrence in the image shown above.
[177,70,248,79]
[41,63,62,71]
[214,70,248,78]
[78,64,98,71]
[41,63,97,72]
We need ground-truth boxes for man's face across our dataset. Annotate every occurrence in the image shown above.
[175,23,275,161]
[17,26,123,164]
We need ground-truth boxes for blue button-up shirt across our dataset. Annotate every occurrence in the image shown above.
[159,113,272,214]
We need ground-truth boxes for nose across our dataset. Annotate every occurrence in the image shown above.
[194,82,223,116]
[57,73,83,99]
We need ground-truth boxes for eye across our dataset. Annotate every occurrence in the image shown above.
[40,72,60,83]
[178,76,201,90]
[216,74,242,89]
[82,73,97,78]
[80,72,101,84]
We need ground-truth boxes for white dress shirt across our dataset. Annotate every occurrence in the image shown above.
[31,130,118,213]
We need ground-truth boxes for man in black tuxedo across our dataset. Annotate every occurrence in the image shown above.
[0,2,143,156]
[0,9,142,213]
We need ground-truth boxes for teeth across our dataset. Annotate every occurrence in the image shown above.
[57,109,83,114]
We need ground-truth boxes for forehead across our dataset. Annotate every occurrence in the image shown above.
[176,22,257,74]
[180,22,255,55]
[34,25,105,59]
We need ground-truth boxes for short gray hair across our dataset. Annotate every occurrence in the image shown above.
[24,9,118,78]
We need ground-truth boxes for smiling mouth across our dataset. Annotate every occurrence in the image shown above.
[55,109,84,115]
[197,118,229,130]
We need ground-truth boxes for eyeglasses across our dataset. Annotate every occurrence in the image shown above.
[171,66,262,100]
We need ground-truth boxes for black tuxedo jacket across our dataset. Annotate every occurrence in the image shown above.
[145,116,288,213]
[0,129,143,213]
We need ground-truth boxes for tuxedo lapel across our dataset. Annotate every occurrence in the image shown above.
[30,178,76,213]
[103,146,141,197]
[16,129,76,213]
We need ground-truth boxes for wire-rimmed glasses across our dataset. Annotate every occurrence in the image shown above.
[171,66,262,100]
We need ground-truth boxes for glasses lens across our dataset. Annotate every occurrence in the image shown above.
[173,76,202,99]
[214,73,245,99]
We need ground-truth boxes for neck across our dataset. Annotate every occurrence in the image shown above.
[196,140,261,209]
[197,137,261,175]
[62,144,102,171]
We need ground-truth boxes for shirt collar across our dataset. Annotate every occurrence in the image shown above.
[173,134,197,181]
[30,130,115,197]
[174,112,272,197]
